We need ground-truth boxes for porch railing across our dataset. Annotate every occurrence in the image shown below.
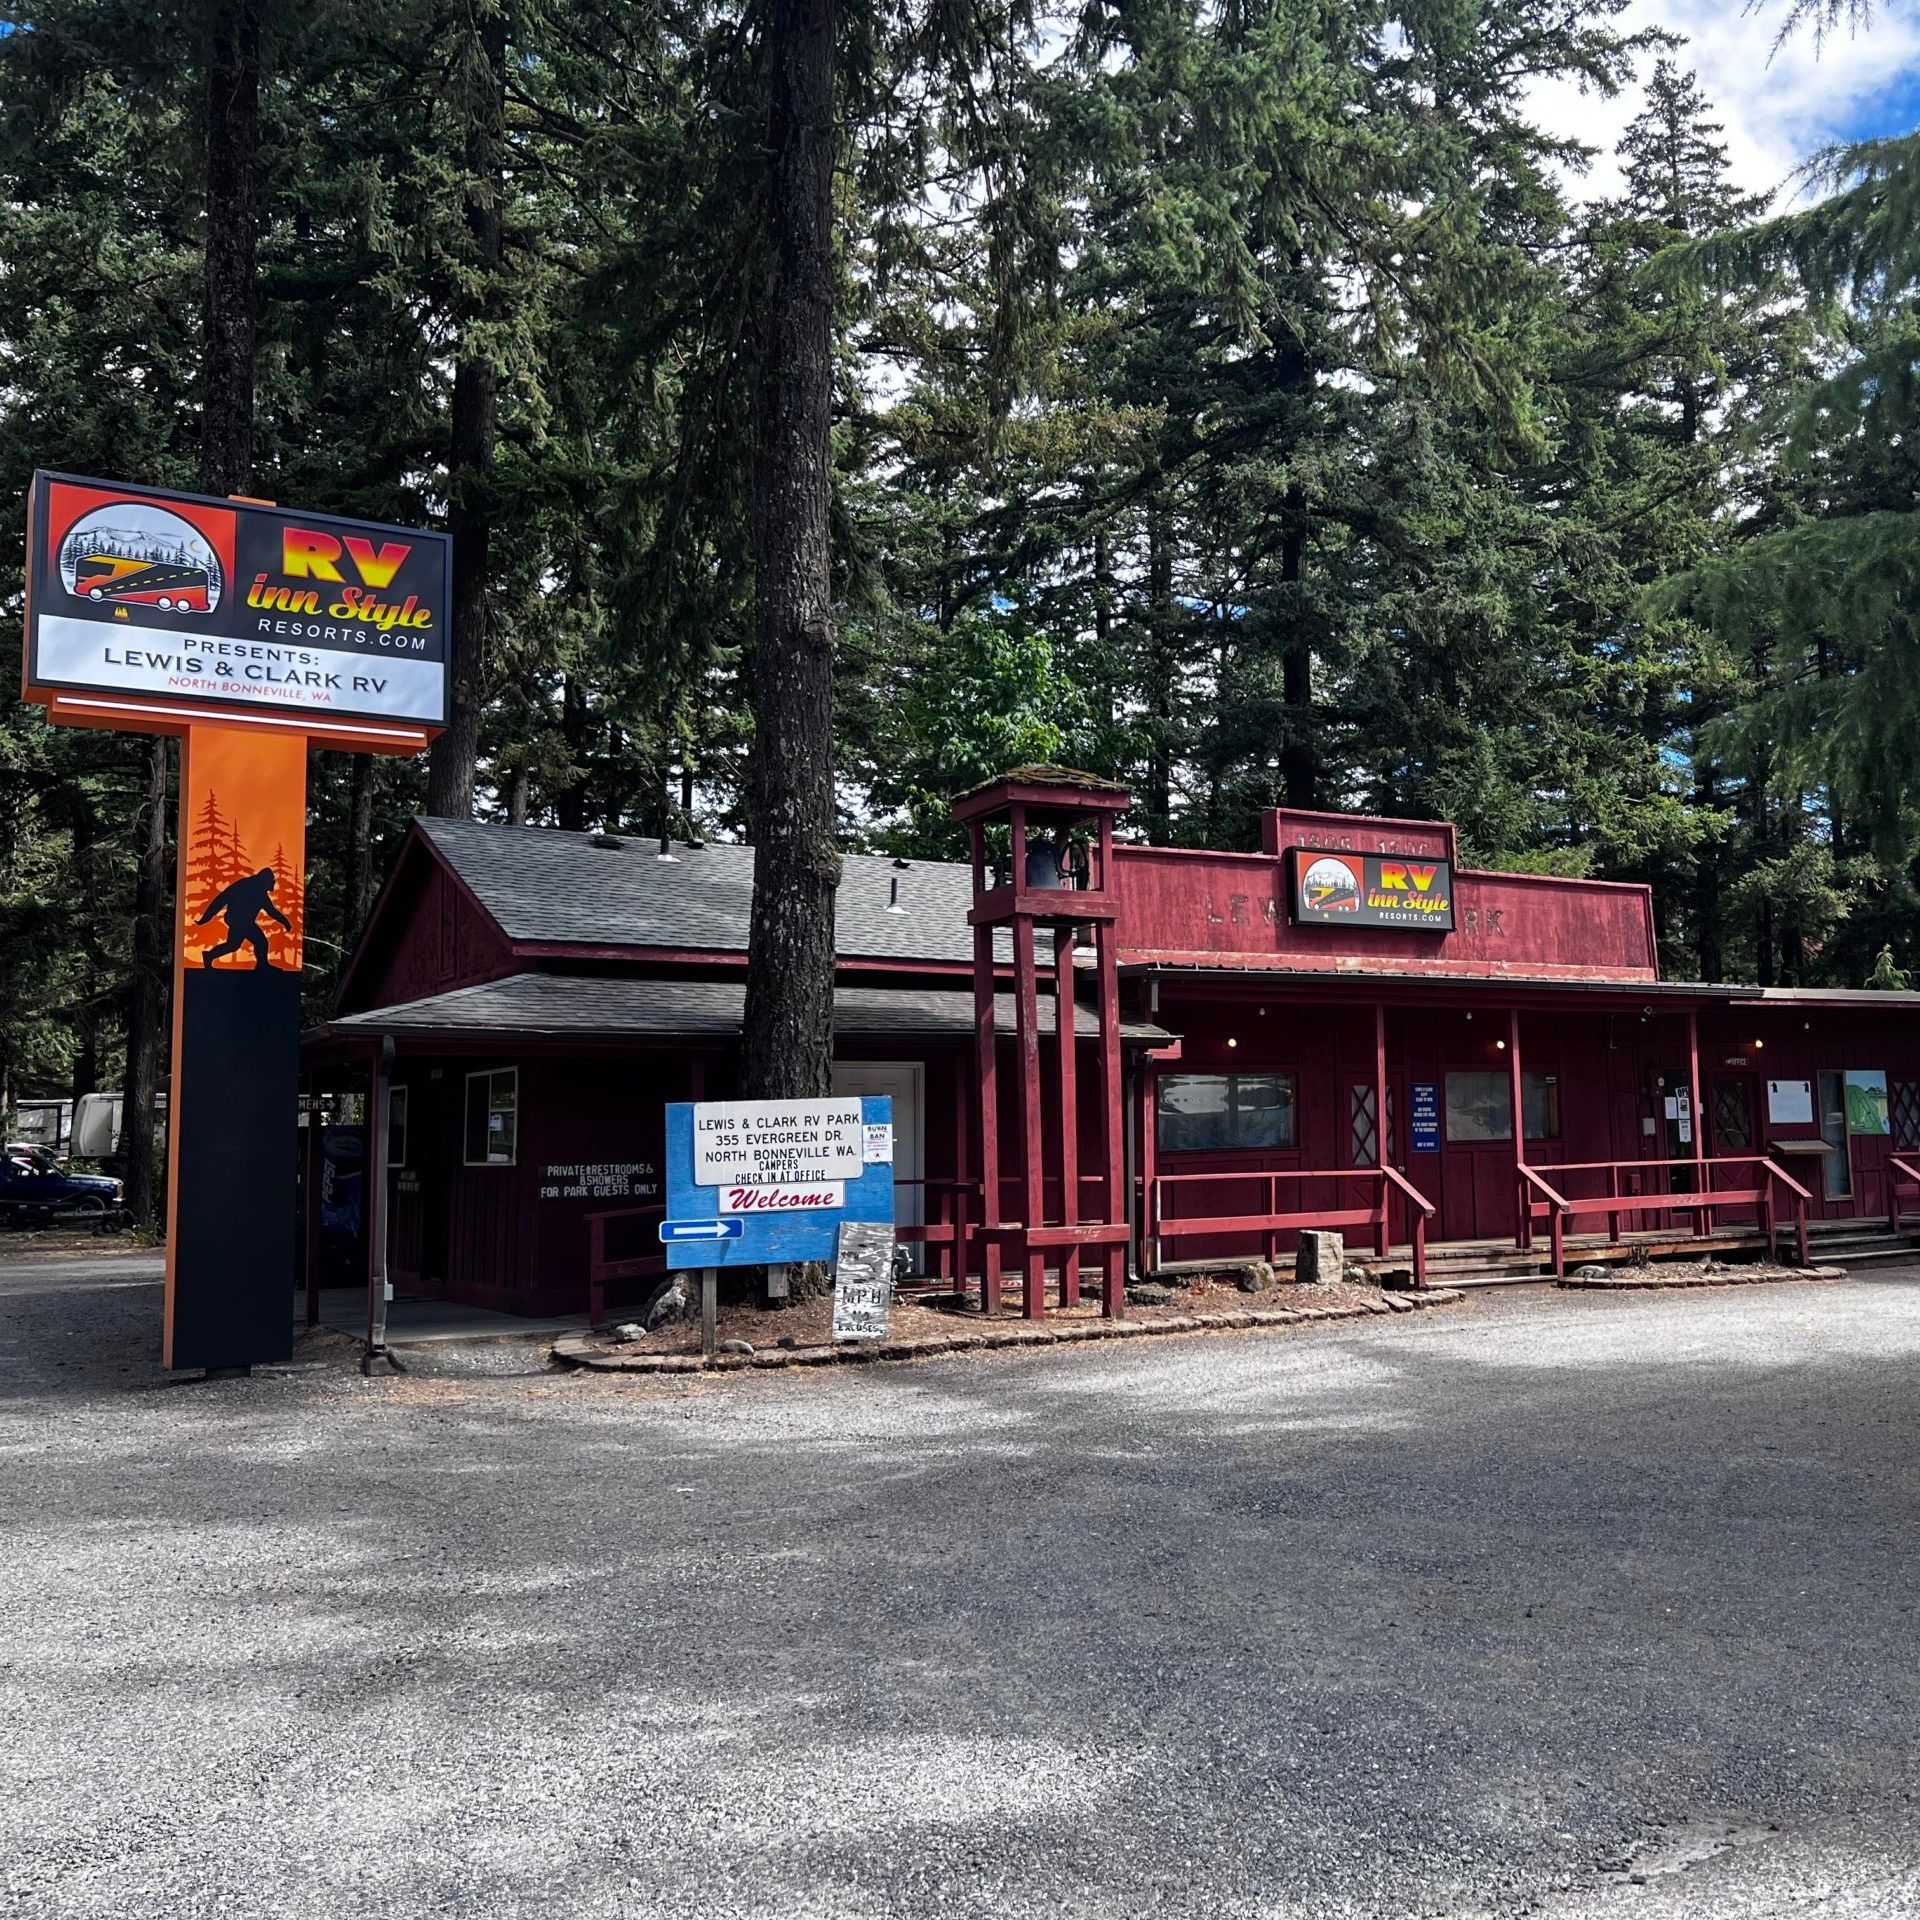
[585,1203,666,1328]
[1887,1154,1920,1234]
[1515,1155,1811,1278]
[894,1177,981,1286]
[1147,1165,1436,1289]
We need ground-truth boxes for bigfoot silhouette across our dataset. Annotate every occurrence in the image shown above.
[198,866,293,969]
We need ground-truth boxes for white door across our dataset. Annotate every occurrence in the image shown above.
[831,1061,924,1269]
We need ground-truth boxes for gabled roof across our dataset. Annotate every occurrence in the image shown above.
[414,817,993,965]
[317,972,1173,1045]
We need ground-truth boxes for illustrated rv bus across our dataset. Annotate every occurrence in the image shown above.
[71,552,212,612]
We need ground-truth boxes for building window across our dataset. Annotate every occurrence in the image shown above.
[388,1085,410,1171]
[1348,1083,1398,1167]
[1894,1081,1920,1149]
[1713,1080,1754,1153]
[1444,1071,1560,1144]
[1157,1074,1296,1153]
[464,1068,518,1166]
[1446,1071,1509,1143]
[1524,1072,1561,1142]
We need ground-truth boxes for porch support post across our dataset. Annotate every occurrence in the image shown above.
[951,1055,970,1286]
[365,1035,392,1365]
[1373,1002,1390,1258]
[969,820,1001,1316]
[1686,1004,1705,1237]
[1097,885,1126,1318]
[1140,1061,1160,1277]
[1013,905,1046,1321]
[303,1095,322,1329]
[1508,1008,1527,1251]
[1054,923,1080,1307]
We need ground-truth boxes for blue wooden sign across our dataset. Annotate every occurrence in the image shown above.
[662,1096,895,1269]
[1409,1082,1440,1153]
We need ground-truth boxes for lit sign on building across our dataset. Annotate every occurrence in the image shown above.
[1288,848,1456,932]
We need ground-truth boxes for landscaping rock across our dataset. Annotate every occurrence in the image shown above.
[1345,1263,1373,1286]
[1575,1264,1609,1280]
[1235,1265,1276,1294]
[719,1338,755,1356]
[610,1322,647,1344]
[641,1274,689,1331]
[1294,1231,1345,1286]
[1128,1282,1177,1308]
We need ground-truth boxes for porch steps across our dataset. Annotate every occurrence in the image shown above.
[1800,1222,1920,1272]
[1418,1230,1771,1289]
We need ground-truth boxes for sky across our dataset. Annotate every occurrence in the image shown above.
[1530,0,1920,209]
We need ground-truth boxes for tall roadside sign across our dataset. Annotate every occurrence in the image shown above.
[22,472,450,1370]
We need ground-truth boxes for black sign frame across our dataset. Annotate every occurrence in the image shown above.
[1288,847,1457,932]
[24,470,452,732]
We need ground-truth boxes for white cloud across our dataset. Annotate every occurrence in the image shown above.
[1525,0,1920,210]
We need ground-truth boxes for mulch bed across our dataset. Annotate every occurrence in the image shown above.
[1556,1258,1844,1290]
[555,1273,1463,1376]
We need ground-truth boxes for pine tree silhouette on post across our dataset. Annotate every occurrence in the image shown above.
[266,841,303,969]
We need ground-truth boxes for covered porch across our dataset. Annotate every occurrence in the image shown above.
[1130,968,1920,1284]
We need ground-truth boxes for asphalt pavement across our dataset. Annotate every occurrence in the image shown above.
[1,1251,1918,1918]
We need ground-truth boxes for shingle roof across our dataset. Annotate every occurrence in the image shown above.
[416,817,1015,965]
[319,972,1172,1044]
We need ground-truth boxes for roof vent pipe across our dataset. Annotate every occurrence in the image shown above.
[886,876,906,914]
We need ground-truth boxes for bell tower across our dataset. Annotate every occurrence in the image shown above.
[951,766,1133,1318]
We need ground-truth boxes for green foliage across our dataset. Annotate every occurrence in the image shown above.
[8,0,1920,1118]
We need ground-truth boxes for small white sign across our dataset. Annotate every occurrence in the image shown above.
[862,1123,894,1165]
[717,1182,845,1214]
[833,1220,895,1341]
[1767,1079,1815,1125]
[691,1097,864,1187]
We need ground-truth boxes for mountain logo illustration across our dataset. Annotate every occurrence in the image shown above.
[57,502,224,614]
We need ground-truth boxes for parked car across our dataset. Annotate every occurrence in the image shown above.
[0,1154,122,1225]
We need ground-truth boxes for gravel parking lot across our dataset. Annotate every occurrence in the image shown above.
[2,1254,1918,1918]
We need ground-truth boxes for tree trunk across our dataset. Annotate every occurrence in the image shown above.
[122,0,259,1223]
[344,752,379,942]
[426,9,506,819]
[1144,501,1174,839]
[200,0,259,498]
[1093,525,1115,739]
[556,674,589,831]
[740,0,840,1106]
[1693,766,1722,981]
[1278,506,1314,808]
[69,1010,99,1115]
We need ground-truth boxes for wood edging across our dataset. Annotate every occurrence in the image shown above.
[550,1287,1467,1376]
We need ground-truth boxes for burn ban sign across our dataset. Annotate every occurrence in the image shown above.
[23,472,451,730]
[1289,848,1456,931]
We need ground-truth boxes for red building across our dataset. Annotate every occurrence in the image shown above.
[305,770,1920,1316]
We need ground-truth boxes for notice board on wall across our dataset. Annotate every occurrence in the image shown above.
[1766,1079,1814,1125]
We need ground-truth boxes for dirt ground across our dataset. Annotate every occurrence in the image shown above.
[0,1226,149,1261]
[604,1270,1394,1356]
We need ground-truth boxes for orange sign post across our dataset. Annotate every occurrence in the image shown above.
[22,473,449,1370]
